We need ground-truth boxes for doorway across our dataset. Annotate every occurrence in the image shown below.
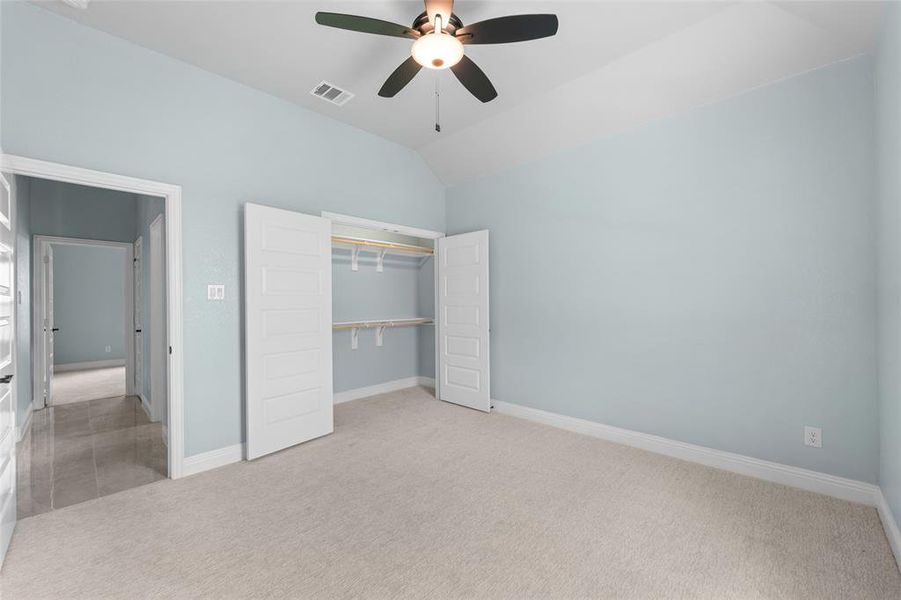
[32,236,134,409]
[16,183,170,516]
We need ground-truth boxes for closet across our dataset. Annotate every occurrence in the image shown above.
[243,204,490,460]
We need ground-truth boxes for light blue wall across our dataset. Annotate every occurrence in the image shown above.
[11,175,31,428]
[28,178,137,243]
[0,2,445,456]
[877,2,901,522]
[447,57,878,483]
[51,244,127,365]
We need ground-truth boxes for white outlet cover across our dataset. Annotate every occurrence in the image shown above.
[804,426,822,448]
[207,284,225,301]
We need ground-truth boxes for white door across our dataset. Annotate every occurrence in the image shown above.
[0,173,17,565]
[437,231,491,412]
[133,237,144,400]
[149,217,165,423]
[41,244,54,406]
[244,203,333,460]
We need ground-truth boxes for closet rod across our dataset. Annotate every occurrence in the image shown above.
[332,318,434,331]
[331,235,434,256]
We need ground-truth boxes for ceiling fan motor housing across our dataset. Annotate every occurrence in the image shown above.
[413,11,463,35]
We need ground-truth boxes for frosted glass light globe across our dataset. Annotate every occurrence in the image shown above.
[411,31,464,70]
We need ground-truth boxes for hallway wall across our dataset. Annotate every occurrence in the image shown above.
[51,243,127,366]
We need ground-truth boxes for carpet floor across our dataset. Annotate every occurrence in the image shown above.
[2,387,899,599]
[51,366,127,406]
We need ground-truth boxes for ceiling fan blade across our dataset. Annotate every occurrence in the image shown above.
[450,55,497,103]
[425,0,454,29]
[456,14,559,44]
[315,12,419,39]
[379,57,423,97]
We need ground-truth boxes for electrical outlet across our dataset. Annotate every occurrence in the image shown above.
[804,426,822,448]
[105,345,111,353]
[207,284,225,301]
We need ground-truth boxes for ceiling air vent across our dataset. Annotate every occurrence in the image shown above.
[311,81,354,107]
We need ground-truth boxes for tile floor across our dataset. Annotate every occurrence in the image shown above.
[16,395,167,518]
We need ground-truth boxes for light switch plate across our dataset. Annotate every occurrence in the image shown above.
[207,284,225,301]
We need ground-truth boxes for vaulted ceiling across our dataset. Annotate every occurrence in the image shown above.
[38,1,882,184]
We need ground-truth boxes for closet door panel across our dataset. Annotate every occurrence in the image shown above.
[244,203,333,460]
[437,230,490,412]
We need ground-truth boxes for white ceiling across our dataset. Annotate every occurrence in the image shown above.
[37,1,882,184]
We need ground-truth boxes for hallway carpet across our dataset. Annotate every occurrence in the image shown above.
[2,387,899,599]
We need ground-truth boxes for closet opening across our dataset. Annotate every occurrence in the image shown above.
[326,213,441,404]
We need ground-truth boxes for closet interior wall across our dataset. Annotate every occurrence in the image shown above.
[331,223,436,394]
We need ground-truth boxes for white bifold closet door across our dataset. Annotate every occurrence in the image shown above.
[437,231,490,412]
[244,203,333,460]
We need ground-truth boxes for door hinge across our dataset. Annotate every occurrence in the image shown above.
[169,346,172,355]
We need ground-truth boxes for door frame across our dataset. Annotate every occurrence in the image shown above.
[148,214,165,423]
[32,235,135,407]
[1,154,186,479]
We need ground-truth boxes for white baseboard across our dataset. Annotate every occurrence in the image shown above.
[182,444,244,477]
[54,359,125,373]
[334,376,435,404]
[16,401,33,442]
[876,490,901,572]
[493,400,880,507]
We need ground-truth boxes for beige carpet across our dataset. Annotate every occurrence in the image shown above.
[2,387,899,599]
[51,366,127,406]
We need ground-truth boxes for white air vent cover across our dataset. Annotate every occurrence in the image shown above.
[311,81,354,106]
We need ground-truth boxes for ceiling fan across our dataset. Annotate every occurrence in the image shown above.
[315,1,559,103]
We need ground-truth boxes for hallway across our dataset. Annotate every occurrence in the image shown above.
[17,396,167,517]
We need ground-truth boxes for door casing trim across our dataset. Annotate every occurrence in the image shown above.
[2,153,186,479]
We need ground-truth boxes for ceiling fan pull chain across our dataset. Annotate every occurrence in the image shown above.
[435,75,441,133]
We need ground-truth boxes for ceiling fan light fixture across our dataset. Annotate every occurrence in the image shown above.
[316,4,559,103]
[411,30,463,70]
